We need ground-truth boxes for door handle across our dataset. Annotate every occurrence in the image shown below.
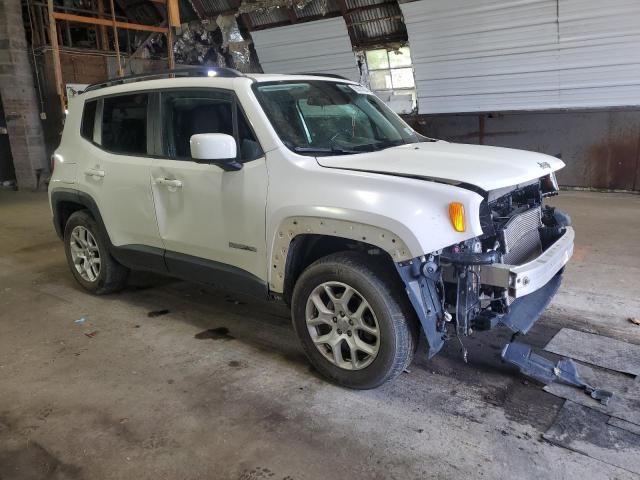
[85,168,105,178]
[154,177,183,189]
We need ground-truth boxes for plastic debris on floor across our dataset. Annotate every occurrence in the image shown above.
[540,328,640,474]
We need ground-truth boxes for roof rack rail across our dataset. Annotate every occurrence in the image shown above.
[84,67,244,93]
[294,72,353,81]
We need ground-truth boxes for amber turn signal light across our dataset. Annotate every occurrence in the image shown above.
[448,202,465,232]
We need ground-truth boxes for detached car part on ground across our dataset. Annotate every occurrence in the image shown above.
[48,68,574,389]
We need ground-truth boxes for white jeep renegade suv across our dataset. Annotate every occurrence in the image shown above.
[49,68,574,389]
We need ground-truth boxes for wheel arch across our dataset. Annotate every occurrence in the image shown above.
[270,215,417,297]
[50,188,109,242]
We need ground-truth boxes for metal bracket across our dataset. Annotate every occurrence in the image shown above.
[395,259,445,358]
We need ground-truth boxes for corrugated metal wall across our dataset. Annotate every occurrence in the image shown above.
[401,0,640,114]
[251,18,360,81]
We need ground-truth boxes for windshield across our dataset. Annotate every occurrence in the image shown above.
[252,81,432,155]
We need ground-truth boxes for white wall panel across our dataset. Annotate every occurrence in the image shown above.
[557,0,640,108]
[401,0,640,113]
[251,18,360,81]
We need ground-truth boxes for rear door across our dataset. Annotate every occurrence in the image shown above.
[149,89,268,293]
[78,92,164,268]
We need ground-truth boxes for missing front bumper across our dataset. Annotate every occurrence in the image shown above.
[475,226,574,299]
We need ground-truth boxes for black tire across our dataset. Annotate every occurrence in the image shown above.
[63,210,129,294]
[291,251,417,389]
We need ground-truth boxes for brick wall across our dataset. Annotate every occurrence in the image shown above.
[0,0,48,190]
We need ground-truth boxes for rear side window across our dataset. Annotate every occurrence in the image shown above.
[101,93,148,155]
[80,100,97,142]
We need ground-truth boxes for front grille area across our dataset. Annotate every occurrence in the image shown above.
[501,207,542,264]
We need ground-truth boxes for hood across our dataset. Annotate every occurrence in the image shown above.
[316,141,565,192]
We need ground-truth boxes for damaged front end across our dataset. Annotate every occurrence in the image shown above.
[396,174,574,360]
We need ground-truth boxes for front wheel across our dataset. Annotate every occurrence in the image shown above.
[291,251,417,389]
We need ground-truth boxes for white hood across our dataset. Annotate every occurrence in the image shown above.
[316,141,564,192]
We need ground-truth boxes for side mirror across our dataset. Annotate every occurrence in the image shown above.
[190,133,242,171]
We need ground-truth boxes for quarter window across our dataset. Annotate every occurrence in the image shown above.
[80,100,97,142]
[101,93,148,155]
[236,107,263,162]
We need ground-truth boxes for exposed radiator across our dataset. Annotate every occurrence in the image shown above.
[501,207,542,265]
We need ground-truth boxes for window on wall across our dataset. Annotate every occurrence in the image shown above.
[364,46,416,114]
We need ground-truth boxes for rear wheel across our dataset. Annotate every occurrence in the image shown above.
[291,251,417,389]
[64,210,128,294]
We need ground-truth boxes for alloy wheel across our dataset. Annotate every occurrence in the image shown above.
[305,281,380,370]
[69,226,101,282]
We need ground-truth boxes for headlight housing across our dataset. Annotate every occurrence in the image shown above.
[541,172,559,197]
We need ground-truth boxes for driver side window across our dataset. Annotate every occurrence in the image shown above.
[161,90,233,160]
[160,89,263,162]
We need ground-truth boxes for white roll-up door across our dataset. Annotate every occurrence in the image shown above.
[251,17,359,81]
[400,0,640,113]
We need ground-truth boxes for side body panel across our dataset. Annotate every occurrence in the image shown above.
[150,157,269,281]
[264,147,485,293]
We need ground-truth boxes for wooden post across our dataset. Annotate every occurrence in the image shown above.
[35,5,47,46]
[96,0,109,50]
[108,0,123,77]
[166,0,179,69]
[47,0,66,115]
[167,27,175,69]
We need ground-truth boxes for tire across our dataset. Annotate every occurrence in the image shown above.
[63,210,129,294]
[291,251,417,389]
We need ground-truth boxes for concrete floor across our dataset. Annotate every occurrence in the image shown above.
[0,190,639,480]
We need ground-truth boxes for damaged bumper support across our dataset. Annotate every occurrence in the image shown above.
[476,226,574,301]
[443,226,574,334]
[397,226,574,359]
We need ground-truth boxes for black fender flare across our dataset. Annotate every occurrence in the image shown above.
[50,188,167,272]
[50,188,111,242]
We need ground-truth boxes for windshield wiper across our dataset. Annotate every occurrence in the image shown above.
[292,146,360,155]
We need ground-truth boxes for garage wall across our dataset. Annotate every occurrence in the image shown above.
[407,109,640,191]
[250,17,360,81]
[400,0,640,114]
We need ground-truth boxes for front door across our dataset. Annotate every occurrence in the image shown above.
[149,89,268,295]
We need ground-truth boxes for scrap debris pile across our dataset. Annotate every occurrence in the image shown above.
[173,15,254,72]
[173,0,330,69]
[237,0,328,14]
